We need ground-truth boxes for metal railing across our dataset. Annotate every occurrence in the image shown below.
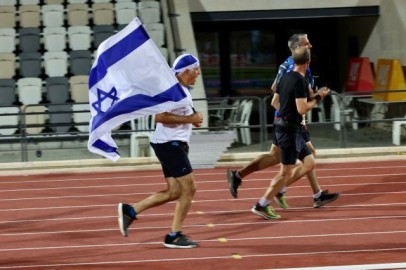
[0,90,406,162]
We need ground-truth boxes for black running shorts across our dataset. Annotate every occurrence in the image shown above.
[150,141,193,178]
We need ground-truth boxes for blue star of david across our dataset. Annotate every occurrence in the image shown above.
[92,87,119,115]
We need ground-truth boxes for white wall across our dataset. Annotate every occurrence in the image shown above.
[188,0,380,12]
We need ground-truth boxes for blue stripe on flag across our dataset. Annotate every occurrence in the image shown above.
[91,83,186,131]
[92,139,118,154]
[88,26,149,89]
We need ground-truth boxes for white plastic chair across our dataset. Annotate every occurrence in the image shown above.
[0,28,16,53]
[230,99,253,145]
[42,4,64,27]
[17,78,43,106]
[130,115,156,157]
[330,93,358,131]
[306,101,326,123]
[392,116,406,145]
[72,103,90,132]
[0,106,19,136]
[115,2,137,25]
[138,1,160,24]
[43,27,67,51]
[68,26,91,50]
[44,51,68,77]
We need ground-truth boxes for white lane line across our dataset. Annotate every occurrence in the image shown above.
[1,215,405,236]
[0,181,405,201]
[0,164,406,185]
[1,231,406,251]
[1,195,406,212]
[0,247,405,269]
[0,173,405,193]
[269,262,406,270]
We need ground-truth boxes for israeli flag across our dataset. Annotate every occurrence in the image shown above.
[88,17,189,162]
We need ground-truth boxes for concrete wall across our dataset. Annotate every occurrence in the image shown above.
[188,0,380,12]
[362,0,406,66]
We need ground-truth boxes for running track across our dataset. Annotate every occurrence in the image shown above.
[0,159,405,269]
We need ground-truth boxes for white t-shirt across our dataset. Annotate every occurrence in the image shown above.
[150,87,194,143]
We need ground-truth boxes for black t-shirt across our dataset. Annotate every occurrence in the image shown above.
[276,71,308,125]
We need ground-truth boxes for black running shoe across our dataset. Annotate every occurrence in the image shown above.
[313,190,340,208]
[118,203,136,237]
[163,233,198,249]
[227,169,242,198]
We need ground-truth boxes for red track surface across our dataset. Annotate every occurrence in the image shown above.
[0,160,405,269]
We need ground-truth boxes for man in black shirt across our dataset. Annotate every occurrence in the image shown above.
[251,47,330,219]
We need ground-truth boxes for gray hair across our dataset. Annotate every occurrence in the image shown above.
[288,34,308,52]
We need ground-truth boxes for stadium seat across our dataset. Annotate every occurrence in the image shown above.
[72,103,90,132]
[42,4,64,27]
[19,5,41,28]
[17,77,43,106]
[0,0,17,5]
[93,25,115,48]
[0,106,20,136]
[67,3,89,26]
[69,50,92,76]
[0,28,16,53]
[0,6,16,28]
[46,77,69,104]
[18,27,41,52]
[44,0,64,4]
[48,104,73,133]
[20,0,40,5]
[66,0,87,3]
[69,75,89,102]
[145,23,165,47]
[19,52,42,78]
[44,51,68,77]
[22,105,46,134]
[130,115,156,157]
[92,3,115,25]
[0,79,17,106]
[0,53,16,79]
[115,2,137,25]
[43,27,67,52]
[68,26,91,50]
[138,1,161,24]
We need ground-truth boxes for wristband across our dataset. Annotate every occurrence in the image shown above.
[314,94,321,104]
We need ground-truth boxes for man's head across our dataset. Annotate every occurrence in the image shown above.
[288,34,312,52]
[292,47,311,66]
[172,53,200,86]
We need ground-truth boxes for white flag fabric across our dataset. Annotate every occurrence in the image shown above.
[88,17,189,162]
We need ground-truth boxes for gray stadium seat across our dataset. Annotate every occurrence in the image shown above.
[19,52,42,78]
[46,77,69,104]
[93,25,115,48]
[18,27,41,52]
[48,104,73,133]
[0,79,17,106]
[69,50,92,76]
